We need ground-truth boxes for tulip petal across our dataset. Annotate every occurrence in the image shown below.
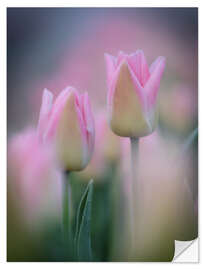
[109,60,152,138]
[117,51,128,67]
[82,92,95,155]
[126,61,146,107]
[128,50,150,87]
[145,56,166,108]
[149,56,163,74]
[54,90,89,170]
[43,87,95,171]
[108,58,144,105]
[53,86,73,110]
[37,88,53,141]
[107,59,122,107]
[44,87,73,140]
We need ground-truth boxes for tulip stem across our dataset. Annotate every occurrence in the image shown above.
[130,137,141,258]
[62,171,72,244]
[130,138,140,197]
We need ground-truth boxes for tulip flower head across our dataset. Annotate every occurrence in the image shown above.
[105,50,166,138]
[38,87,95,171]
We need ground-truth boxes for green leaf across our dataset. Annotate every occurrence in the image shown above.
[75,179,94,261]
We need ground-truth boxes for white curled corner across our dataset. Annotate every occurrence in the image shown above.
[173,238,199,262]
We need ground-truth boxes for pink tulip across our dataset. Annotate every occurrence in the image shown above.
[8,128,62,227]
[105,50,165,138]
[38,87,95,171]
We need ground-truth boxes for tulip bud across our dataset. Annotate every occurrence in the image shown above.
[38,87,95,171]
[105,50,165,138]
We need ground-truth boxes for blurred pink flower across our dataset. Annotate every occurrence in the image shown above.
[159,84,197,134]
[138,132,197,241]
[120,131,196,259]
[105,50,165,138]
[8,128,62,228]
[38,87,95,171]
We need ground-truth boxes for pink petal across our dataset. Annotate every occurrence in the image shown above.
[127,50,150,87]
[44,87,73,140]
[57,90,89,170]
[108,60,151,137]
[126,61,146,109]
[37,89,53,141]
[107,59,145,109]
[145,56,166,109]
[74,96,88,148]
[82,92,95,155]
[54,86,74,109]
[149,56,164,74]
[116,51,128,67]
[107,60,124,107]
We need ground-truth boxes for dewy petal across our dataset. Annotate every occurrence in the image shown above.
[104,53,116,90]
[145,56,166,109]
[109,60,152,138]
[37,88,53,141]
[127,50,150,87]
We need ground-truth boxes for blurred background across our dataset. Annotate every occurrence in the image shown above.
[7,8,198,262]
[7,7,198,135]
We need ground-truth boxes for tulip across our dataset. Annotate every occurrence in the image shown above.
[37,87,95,245]
[105,50,165,138]
[38,87,95,171]
[105,50,166,260]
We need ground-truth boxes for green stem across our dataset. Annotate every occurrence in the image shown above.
[62,171,72,243]
[129,137,140,258]
[130,138,140,200]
